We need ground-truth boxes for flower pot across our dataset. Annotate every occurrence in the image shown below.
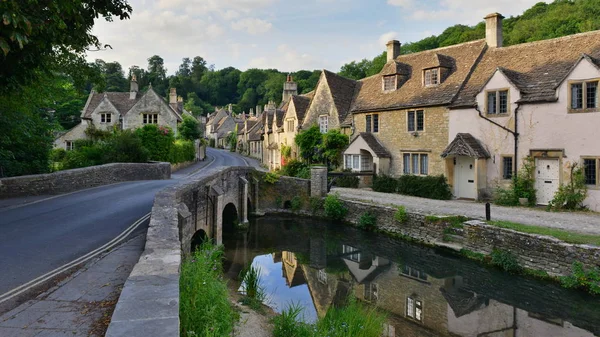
[518,197,528,206]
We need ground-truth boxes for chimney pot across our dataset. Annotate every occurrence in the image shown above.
[386,40,401,63]
[485,13,504,48]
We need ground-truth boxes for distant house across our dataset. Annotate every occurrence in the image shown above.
[54,77,190,150]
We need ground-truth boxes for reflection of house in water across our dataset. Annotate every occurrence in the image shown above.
[282,251,307,288]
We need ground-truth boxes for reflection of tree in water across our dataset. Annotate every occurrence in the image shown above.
[222,216,600,337]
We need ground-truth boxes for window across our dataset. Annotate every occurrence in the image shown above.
[406,297,423,322]
[502,156,514,180]
[424,68,439,86]
[66,141,73,151]
[143,113,158,124]
[342,245,360,262]
[318,269,328,284]
[287,119,294,132]
[101,113,111,123]
[486,90,509,114]
[403,153,428,175]
[365,114,379,133]
[407,110,424,132]
[401,265,428,281]
[570,80,598,111]
[583,158,598,186]
[319,116,328,133]
[364,283,378,302]
[345,154,372,172]
[383,75,396,91]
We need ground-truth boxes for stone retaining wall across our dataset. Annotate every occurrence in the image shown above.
[0,162,171,198]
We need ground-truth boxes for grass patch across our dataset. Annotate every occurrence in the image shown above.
[488,220,600,246]
[180,242,237,336]
[273,297,386,337]
[239,265,267,311]
[425,215,468,226]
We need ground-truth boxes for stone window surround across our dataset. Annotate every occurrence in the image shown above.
[423,67,440,87]
[100,113,112,123]
[582,156,600,190]
[382,75,397,91]
[568,79,599,114]
[365,113,379,133]
[319,115,328,133]
[143,113,159,124]
[501,155,514,180]
[406,296,423,322]
[402,152,429,176]
[286,118,295,132]
[407,110,425,133]
[484,88,510,116]
[363,282,378,303]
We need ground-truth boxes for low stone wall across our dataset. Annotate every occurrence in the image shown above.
[0,162,171,198]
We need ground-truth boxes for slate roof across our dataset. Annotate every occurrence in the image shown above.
[351,40,487,113]
[380,61,410,76]
[452,30,600,107]
[352,133,392,158]
[248,119,263,141]
[275,109,285,128]
[82,92,141,118]
[290,95,311,123]
[322,70,358,124]
[441,133,490,159]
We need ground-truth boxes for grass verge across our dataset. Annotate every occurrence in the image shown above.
[180,242,238,336]
[488,220,600,246]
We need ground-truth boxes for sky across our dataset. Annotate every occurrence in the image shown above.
[87,0,550,75]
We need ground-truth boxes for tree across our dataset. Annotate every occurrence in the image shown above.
[191,56,208,84]
[320,130,349,168]
[179,115,201,141]
[295,125,323,164]
[95,59,128,92]
[147,55,168,95]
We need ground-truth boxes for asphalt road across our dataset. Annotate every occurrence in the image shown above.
[0,148,255,296]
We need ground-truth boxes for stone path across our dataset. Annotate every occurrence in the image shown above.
[332,187,600,235]
[0,234,145,337]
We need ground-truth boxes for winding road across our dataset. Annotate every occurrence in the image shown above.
[0,148,257,299]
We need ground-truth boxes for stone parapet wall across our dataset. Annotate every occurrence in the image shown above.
[0,162,171,198]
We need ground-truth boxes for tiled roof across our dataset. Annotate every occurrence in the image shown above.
[441,133,490,159]
[323,70,358,124]
[351,40,487,113]
[453,30,600,107]
[82,92,141,118]
[291,95,311,123]
[248,120,263,141]
[351,133,392,158]
[380,61,410,76]
[275,110,285,128]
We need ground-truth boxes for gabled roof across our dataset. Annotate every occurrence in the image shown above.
[350,133,392,158]
[452,30,600,107]
[82,92,141,119]
[352,40,487,113]
[248,119,263,141]
[322,70,358,124]
[275,109,285,128]
[290,95,311,123]
[441,133,490,159]
[380,61,410,76]
[207,109,228,127]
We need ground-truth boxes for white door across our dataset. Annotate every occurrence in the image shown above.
[535,158,560,205]
[454,156,477,199]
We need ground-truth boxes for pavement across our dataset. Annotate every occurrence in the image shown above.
[0,233,145,337]
[332,187,600,235]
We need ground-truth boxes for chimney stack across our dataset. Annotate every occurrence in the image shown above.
[169,88,177,104]
[228,103,233,114]
[282,73,298,103]
[485,13,504,48]
[386,40,401,63]
[129,74,138,100]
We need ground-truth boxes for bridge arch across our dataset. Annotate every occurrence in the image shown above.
[222,203,238,235]
[190,229,208,252]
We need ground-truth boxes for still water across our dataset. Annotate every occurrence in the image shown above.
[222,216,600,337]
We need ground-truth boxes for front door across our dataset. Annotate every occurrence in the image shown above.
[535,158,560,205]
[454,156,476,199]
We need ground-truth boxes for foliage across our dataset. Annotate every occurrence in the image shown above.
[372,175,398,193]
[560,262,600,295]
[169,139,195,164]
[332,169,359,188]
[358,212,377,231]
[324,193,348,221]
[494,157,537,206]
[239,265,266,310]
[135,124,174,161]
[320,130,349,168]
[373,174,452,200]
[295,125,323,164]
[272,303,312,337]
[227,124,238,152]
[310,197,324,215]
[263,172,280,184]
[488,220,600,246]
[102,130,149,163]
[178,115,201,141]
[281,144,292,160]
[549,162,588,210]
[394,206,408,224]
[490,249,522,274]
[279,159,310,178]
[180,242,237,336]
[49,148,67,163]
[291,196,303,212]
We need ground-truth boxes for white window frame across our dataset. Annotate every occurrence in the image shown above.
[364,282,378,302]
[383,75,397,91]
[143,113,158,124]
[317,269,328,284]
[342,245,360,262]
[406,296,423,322]
[319,115,328,133]
[402,153,429,175]
[66,141,73,151]
[424,68,439,86]
[287,119,294,132]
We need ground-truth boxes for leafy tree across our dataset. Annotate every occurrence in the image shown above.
[295,125,323,164]
[147,55,168,94]
[94,59,128,92]
[179,115,201,141]
[320,130,349,168]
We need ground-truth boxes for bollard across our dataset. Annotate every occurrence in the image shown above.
[485,202,491,221]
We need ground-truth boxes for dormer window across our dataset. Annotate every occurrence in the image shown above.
[383,75,397,91]
[570,80,598,112]
[424,68,439,86]
[486,89,509,115]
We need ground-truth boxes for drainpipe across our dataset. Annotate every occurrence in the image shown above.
[475,104,520,179]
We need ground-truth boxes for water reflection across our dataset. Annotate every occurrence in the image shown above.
[223,216,600,337]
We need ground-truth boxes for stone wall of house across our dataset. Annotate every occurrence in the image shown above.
[353,107,449,177]
[53,121,90,150]
[302,77,339,130]
[0,162,171,198]
[124,90,179,133]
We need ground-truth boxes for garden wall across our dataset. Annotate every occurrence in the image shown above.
[0,162,171,198]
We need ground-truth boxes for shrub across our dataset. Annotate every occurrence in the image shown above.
[209,138,216,148]
[291,196,303,212]
[309,197,323,215]
[490,249,522,274]
[494,185,518,206]
[333,169,359,188]
[549,162,588,211]
[180,242,236,336]
[358,212,377,231]
[49,148,67,162]
[135,124,173,161]
[324,193,347,221]
[102,130,149,163]
[394,206,408,223]
[263,172,280,184]
[178,115,201,141]
[495,157,537,206]
[280,160,310,178]
[169,139,195,164]
[397,174,452,200]
[372,174,397,193]
[560,262,600,295]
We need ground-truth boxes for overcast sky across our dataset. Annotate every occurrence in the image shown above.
[87,0,549,75]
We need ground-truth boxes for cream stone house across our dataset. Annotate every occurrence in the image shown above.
[54,77,188,150]
[448,14,600,210]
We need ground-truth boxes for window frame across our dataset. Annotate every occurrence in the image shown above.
[383,75,397,91]
[568,79,599,113]
[66,141,73,151]
[501,155,514,180]
[406,296,423,322]
[424,68,440,87]
[407,110,425,132]
[365,113,379,133]
[100,113,112,123]
[143,113,159,124]
[582,157,600,188]
[402,152,429,176]
[319,115,328,133]
[485,88,510,115]
[286,119,295,132]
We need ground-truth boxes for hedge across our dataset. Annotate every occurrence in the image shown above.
[373,174,452,200]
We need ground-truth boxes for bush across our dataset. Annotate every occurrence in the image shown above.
[61,142,106,169]
[263,172,280,184]
[394,206,408,223]
[135,124,174,161]
[169,139,195,164]
[291,196,303,212]
[49,148,67,162]
[372,174,397,193]
[324,193,347,221]
[102,130,149,163]
[280,160,310,178]
[358,212,377,231]
[549,162,588,210]
[180,242,236,336]
[272,304,312,337]
[310,197,323,215]
[179,115,201,141]
[495,157,537,207]
[560,262,600,295]
[490,249,522,274]
[397,174,452,200]
[333,169,359,188]
[494,186,518,206]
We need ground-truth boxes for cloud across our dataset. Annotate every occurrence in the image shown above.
[387,0,413,8]
[231,18,273,35]
[247,44,322,72]
[379,31,398,46]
